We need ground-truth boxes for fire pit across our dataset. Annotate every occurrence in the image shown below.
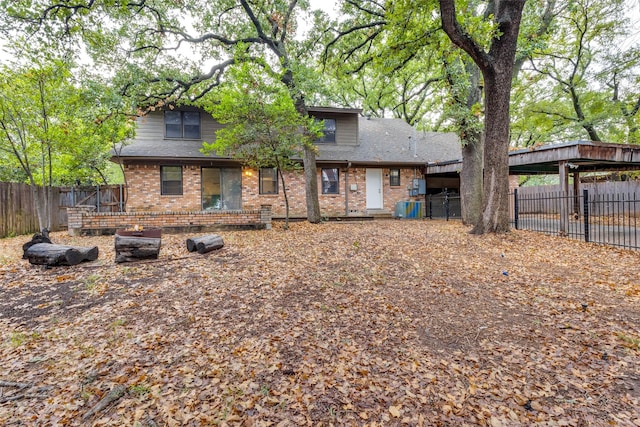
[115,227,161,238]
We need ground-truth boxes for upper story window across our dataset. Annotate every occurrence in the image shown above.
[315,118,336,143]
[259,168,278,194]
[165,111,201,139]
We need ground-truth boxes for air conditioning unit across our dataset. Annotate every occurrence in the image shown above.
[394,201,424,219]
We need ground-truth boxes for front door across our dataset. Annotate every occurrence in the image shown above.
[202,167,242,210]
[366,168,383,209]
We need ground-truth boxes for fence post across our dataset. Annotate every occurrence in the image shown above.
[583,189,589,243]
[444,188,450,221]
[428,195,432,220]
[119,184,124,212]
[514,189,519,230]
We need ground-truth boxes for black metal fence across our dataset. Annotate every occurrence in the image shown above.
[511,189,640,250]
[427,190,461,220]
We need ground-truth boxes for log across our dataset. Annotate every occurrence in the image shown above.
[24,243,99,267]
[186,234,224,254]
[115,235,161,263]
[22,232,52,258]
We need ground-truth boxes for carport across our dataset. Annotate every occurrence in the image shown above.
[425,140,640,231]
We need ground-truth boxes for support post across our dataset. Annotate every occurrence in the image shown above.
[583,189,590,243]
[559,161,569,234]
[444,188,450,221]
[572,172,580,215]
[514,188,519,230]
[119,184,124,212]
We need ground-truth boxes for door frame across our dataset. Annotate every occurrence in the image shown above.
[366,168,384,209]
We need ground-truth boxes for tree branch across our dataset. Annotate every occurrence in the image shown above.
[439,0,492,73]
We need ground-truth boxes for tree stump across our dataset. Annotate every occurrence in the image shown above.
[24,243,99,267]
[115,235,161,263]
[186,234,224,254]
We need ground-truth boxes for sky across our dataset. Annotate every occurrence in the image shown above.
[309,0,339,18]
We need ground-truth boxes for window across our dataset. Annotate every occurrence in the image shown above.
[259,168,278,194]
[390,169,401,186]
[201,167,242,210]
[321,168,339,194]
[165,111,201,139]
[161,166,183,195]
[316,118,336,143]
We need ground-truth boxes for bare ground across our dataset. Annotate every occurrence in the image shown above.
[0,220,639,426]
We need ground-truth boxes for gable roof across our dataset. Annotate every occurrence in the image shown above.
[316,117,460,166]
[113,114,461,166]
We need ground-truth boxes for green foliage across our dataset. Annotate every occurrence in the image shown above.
[0,58,135,186]
[129,383,152,397]
[200,62,321,169]
[511,0,638,145]
[324,0,448,127]
[199,61,322,227]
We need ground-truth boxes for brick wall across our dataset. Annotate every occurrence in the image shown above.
[126,164,202,211]
[67,205,272,236]
[124,164,424,217]
[242,167,424,216]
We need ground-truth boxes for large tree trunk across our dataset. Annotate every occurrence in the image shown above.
[303,145,322,223]
[460,135,483,226]
[282,64,322,225]
[440,0,525,234]
[460,63,483,227]
[471,71,512,234]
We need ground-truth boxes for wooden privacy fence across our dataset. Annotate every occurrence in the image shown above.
[0,183,125,238]
[0,182,44,238]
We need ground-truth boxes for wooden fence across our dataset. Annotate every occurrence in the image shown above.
[0,183,124,238]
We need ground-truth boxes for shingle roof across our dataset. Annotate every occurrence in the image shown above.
[316,117,460,165]
[113,116,461,165]
[114,139,217,161]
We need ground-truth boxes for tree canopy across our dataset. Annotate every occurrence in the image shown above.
[0,0,338,223]
[0,56,134,230]
[511,0,640,146]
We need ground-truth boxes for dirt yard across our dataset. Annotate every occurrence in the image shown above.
[1,221,639,426]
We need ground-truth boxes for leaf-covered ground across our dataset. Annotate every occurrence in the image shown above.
[0,221,639,426]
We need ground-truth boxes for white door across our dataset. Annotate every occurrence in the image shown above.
[366,168,383,209]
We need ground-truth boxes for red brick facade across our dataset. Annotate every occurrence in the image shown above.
[124,163,425,217]
[67,205,272,236]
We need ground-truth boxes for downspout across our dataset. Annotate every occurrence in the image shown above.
[345,161,352,216]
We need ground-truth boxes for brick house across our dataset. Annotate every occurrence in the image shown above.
[113,106,461,218]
